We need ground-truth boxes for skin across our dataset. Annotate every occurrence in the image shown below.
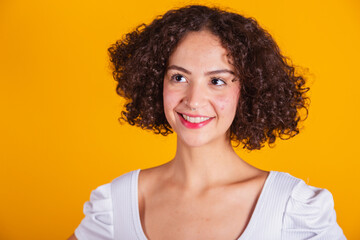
[68,30,268,240]
[163,31,240,149]
[138,30,268,240]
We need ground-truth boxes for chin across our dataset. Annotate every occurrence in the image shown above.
[177,133,219,148]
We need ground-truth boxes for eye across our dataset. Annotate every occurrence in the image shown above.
[210,78,226,86]
[171,74,187,83]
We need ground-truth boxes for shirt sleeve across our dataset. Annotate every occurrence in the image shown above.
[75,183,114,240]
[282,180,346,240]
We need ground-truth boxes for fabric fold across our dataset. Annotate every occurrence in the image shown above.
[282,180,346,239]
[75,183,114,240]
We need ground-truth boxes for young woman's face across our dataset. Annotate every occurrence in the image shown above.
[163,30,240,147]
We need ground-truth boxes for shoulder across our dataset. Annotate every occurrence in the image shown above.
[75,169,140,240]
[74,182,113,240]
[272,172,347,239]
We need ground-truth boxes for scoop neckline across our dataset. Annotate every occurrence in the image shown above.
[132,169,276,240]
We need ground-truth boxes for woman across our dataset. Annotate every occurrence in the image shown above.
[69,5,346,240]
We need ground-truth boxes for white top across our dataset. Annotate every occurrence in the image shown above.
[75,169,346,240]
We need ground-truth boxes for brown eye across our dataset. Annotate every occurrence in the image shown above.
[211,78,226,86]
[171,74,187,82]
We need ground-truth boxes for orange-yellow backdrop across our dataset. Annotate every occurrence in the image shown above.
[1,0,359,239]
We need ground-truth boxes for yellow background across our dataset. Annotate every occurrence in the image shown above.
[1,0,359,239]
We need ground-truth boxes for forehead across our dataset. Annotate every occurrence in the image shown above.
[168,30,233,72]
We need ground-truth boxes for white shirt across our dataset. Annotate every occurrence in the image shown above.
[75,169,346,240]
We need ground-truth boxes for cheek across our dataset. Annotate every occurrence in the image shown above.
[215,90,240,113]
[163,84,183,114]
[217,97,230,111]
[163,90,177,110]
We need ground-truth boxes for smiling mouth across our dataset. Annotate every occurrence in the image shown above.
[179,113,213,123]
[177,112,214,129]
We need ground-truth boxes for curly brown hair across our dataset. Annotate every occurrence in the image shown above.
[108,5,309,150]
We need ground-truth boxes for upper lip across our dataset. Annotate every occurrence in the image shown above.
[177,112,214,118]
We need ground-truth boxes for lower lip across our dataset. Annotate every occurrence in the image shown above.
[178,113,214,129]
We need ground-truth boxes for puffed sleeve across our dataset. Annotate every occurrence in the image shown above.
[282,180,346,239]
[75,183,114,240]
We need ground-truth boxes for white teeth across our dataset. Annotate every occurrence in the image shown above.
[181,114,210,123]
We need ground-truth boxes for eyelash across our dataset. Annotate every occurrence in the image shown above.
[170,74,187,83]
[210,77,226,86]
[170,73,227,86]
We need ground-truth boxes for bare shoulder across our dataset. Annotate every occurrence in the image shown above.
[242,167,269,191]
[246,168,269,184]
[138,163,269,194]
[223,166,269,203]
[138,164,169,222]
[230,163,269,184]
[138,163,172,199]
[138,164,167,190]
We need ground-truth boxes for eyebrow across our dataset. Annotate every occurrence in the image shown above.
[167,65,235,76]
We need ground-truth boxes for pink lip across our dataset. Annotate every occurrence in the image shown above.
[177,112,214,129]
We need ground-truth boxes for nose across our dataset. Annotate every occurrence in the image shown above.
[184,82,207,110]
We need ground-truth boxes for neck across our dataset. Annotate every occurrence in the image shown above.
[166,135,251,192]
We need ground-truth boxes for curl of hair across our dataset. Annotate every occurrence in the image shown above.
[108,5,309,150]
